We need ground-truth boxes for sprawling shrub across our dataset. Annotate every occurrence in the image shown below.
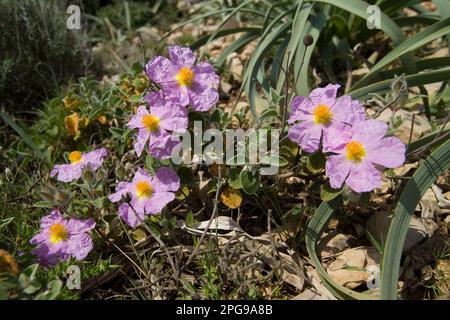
[0,0,92,113]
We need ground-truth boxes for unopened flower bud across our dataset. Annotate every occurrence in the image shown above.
[82,168,95,184]
[303,34,314,47]
[121,193,132,203]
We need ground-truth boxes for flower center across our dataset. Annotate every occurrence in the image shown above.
[49,223,69,244]
[346,141,366,163]
[68,151,83,164]
[175,67,195,87]
[136,181,154,199]
[142,115,160,132]
[313,104,333,125]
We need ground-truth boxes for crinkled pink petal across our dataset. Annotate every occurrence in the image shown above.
[168,46,196,66]
[146,56,176,84]
[367,136,406,168]
[144,192,176,214]
[189,85,218,111]
[289,96,314,124]
[67,218,95,234]
[151,104,188,133]
[346,161,382,193]
[65,233,93,260]
[309,84,340,107]
[109,182,131,202]
[351,119,388,146]
[149,132,181,159]
[127,106,149,129]
[325,154,352,189]
[152,167,180,192]
[322,123,353,153]
[51,163,83,182]
[288,121,322,153]
[330,95,365,125]
[83,148,107,171]
[118,203,144,228]
[134,129,150,157]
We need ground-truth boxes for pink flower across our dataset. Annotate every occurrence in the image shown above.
[127,94,188,159]
[30,210,95,266]
[50,148,107,182]
[288,84,365,153]
[325,119,406,193]
[145,46,220,111]
[108,167,180,228]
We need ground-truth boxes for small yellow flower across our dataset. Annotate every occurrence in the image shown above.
[98,115,107,125]
[0,250,19,275]
[64,113,79,137]
[79,116,89,128]
[220,187,243,209]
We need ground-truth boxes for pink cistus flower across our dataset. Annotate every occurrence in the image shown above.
[30,210,95,266]
[108,167,180,228]
[50,148,107,182]
[145,45,220,111]
[325,119,406,193]
[127,95,188,159]
[288,84,365,153]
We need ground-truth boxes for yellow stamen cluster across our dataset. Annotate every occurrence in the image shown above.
[175,67,195,87]
[346,141,366,163]
[313,104,333,125]
[142,115,160,132]
[49,223,69,244]
[136,181,154,199]
[68,151,83,164]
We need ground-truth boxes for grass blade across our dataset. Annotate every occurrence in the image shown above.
[0,111,43,157]
[381,139,450,299]
[306,197,378,300]
[353,18,450,89]
[348,67,450,99]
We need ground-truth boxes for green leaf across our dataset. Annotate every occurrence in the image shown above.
[33,201,54,209]
[259,108,279,122]
[306,152,326,173]
[228,168,243,189]
[0,111,43,157]
[91,197,104,209]
[381,139,450,299]
[239,169,260,195]
[320,183,343,202]
[210,108,223,124]
[260,154,289,167]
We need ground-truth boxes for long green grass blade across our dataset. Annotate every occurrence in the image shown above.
[0,111,43,157]
[381,139,450,299]
[275,0,311,94]
[308,0,416,73]
[306,197,378,300]
[348,67,450,99]
[243,10,293,118]
[214,32,259,66]
[294,9,329,96]
[353,18,450,89]
[190,27,261,51]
